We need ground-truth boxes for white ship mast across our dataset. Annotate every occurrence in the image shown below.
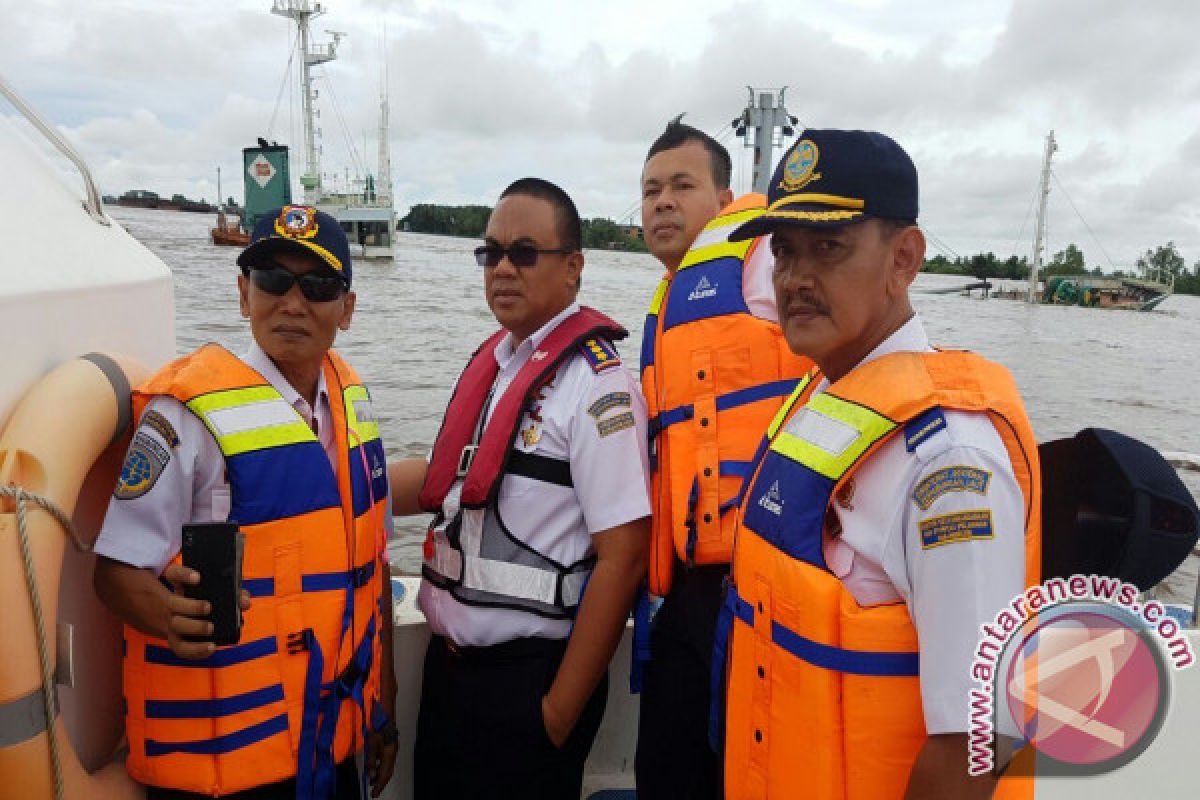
[1029,130,1058,303]
[376,62,392,205]
[271,0,341,205]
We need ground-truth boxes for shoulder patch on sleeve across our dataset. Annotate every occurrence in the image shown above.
[581,338,622,372]
[141,409,181,449]
[114,431,172,500]
[904,407,947,453]
[595,411,636,438]
[587,391,632,419]
[912,466,991,510]
[918,509,993,549]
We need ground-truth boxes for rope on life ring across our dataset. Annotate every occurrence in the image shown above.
[0,352,148,800]
[0,485,83,800]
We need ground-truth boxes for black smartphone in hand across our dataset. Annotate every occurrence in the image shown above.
[181,522,245,646]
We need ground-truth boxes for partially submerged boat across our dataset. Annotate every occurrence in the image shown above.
[1041,274,1174,311]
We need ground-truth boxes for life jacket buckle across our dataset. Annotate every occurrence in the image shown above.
[456,445,478,477]
[287,628,315,654]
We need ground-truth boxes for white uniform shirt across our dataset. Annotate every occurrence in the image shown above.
[418,303,652,647]
[95,343,392,574]
[741,233,779,322]
[813,315,1026,735]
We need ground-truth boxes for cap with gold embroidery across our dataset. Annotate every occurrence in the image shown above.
[728,129,918,240]
[237,205,354,287]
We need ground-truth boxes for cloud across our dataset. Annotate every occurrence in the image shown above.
[4,0,1200,262]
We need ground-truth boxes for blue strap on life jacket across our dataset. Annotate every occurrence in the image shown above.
[629,583,654,694]
[708,580,751,752]
[293,628,325,800]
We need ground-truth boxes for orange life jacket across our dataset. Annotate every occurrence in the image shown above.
[122,344,389,797]
[720,351,1040,800]
[641,194,813,595]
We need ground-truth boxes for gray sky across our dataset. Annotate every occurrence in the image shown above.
[4,0,1199,268]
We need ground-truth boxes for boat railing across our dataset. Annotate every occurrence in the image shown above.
[1162,451,1200,626]
[0,73,109,226]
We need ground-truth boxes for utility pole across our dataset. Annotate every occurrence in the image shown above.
[272,0,341,204]
[733,87,797,195]
[1029,130,1058,303]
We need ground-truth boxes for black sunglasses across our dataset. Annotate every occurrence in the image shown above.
[473,243,574,268]
[246,263,345,302]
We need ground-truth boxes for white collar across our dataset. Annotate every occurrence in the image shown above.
[493,301,581,370]
[243,341,330,415]
[816,314,932,392]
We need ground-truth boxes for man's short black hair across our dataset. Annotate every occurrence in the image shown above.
[645,119,732,190]
[498,177,582,253]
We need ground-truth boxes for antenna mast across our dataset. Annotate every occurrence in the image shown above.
[377,40,392,205]
[272,0,341,204]
[733,87,797,195]
[1029,130,1058,303]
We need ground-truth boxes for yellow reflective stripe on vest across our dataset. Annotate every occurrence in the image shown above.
[766,373,813,440]
[648,277,670,316]
[342,384,381,445]
[679,238,754,270]
[678,207,764,270]
[706,206,764,231]
[186,386,314,457]
[770,393,895,481]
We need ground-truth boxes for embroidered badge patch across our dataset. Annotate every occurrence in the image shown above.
[779,139,821,192]
[113,431,171,500]
[275,204,319,239]
[596,411,636,438]
[140,409,180,448]
[912,466,991,510]
[587,392,632,419]
[919,509,993,550]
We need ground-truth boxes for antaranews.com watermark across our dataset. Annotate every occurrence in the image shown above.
[968,574,1194,777]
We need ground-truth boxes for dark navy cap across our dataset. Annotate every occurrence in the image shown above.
[237,205,353,287]
[729,129,918,241]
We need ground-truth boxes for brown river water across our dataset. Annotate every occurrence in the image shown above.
[109,205,1200,603]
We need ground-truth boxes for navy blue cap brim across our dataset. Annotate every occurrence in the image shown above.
[237,237,350,285]
[728,208,871,241]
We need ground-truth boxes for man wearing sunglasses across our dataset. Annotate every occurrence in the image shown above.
[94,205,399,799]
[388,178,650,799]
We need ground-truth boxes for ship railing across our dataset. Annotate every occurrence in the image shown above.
[0,73,109,226]
[1162,451,1200,627]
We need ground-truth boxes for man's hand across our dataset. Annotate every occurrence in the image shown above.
[541,694,571,749]
[162,564,252,659]
[365,722,399,796]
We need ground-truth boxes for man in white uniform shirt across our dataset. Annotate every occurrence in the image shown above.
[389,178,650,799]
[716,130,1039,799]
[94,206,398,799]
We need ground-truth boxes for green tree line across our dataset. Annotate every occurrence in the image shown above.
[922,241,1200,295]
[400,204,647,253]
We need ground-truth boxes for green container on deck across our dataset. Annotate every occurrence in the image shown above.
[242,145,292,234]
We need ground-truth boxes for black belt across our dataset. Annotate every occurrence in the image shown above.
[434,634,567,663]
[506,450,573,487]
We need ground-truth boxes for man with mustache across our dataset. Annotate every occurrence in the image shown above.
[713,130,1039,799]
[636,120,811,798]
[94,205,398,799]
[388,178,650,799]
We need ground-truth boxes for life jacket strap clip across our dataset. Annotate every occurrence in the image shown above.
[288,628,315,655]
[456,445,478,477]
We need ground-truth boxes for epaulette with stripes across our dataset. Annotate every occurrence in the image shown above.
[580,337,622,372]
